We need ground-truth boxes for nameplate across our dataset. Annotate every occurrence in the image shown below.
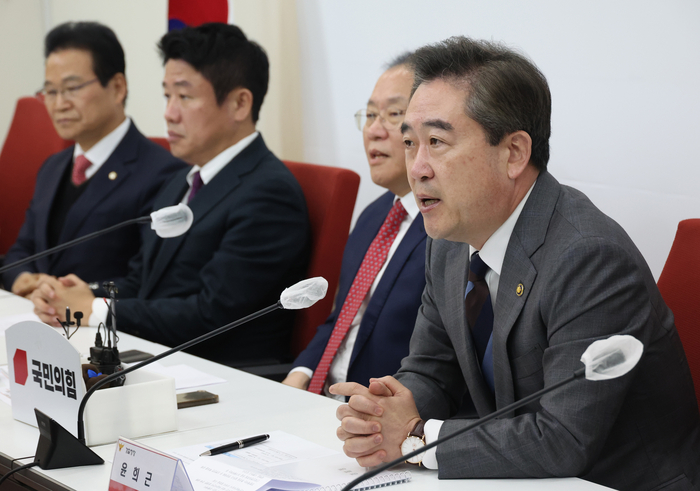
[5,321,84,435]
[109,437,193,491]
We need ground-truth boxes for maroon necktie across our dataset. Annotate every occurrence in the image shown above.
[307,200,407,394]
[71,155,92,186]
[188,171,204,204]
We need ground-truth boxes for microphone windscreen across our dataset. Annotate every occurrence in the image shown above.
[280,277,328,309]
[580,335,643,380]
[151,204,194,238]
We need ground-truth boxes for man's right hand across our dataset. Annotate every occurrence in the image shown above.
[330,376,421,467]
[11,272,53,298]
[282,371,311,390]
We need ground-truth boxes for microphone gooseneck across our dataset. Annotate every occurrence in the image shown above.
[340,334,643,491]
[0,216,151,275]
[76,301,282,444]
[340,367,586,491]
[0,204,195,275]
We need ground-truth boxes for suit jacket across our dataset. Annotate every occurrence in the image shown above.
[294,191,427,386]
[115,135,310,366]
[2,122,185,288]
[397,171,700,490]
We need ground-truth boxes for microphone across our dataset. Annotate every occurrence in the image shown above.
[0,204,194,274]
[30,277,328,469]
[340,335,644,491]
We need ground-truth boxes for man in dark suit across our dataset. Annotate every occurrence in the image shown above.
[332,37,700,490]
[31,23,310,366]
[283,55,427,396]
[2,22,184,295]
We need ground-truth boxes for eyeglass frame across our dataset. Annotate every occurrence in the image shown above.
[37,78,100,103]
[354,107,406,131]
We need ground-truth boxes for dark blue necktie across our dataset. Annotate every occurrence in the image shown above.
[465,252,494,389]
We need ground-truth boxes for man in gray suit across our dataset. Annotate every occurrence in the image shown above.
[331,37,700,490]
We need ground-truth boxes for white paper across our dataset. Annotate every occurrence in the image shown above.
[170,431,335,466]
[174,431,410,491]
[186,459,275,491]
[139,363,227,391]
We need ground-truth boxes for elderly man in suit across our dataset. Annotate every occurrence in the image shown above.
[283,54,427,397]
[30,23,310,367]
[2,21,184,295]
[332,37,700,490]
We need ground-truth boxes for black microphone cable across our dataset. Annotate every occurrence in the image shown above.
[0,460,40,487]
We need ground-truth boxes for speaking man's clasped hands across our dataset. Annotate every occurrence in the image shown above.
[331,377,421,466]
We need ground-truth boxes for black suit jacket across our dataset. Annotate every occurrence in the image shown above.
[2,121,185,288]
[294,192,426,387]
[115,135,310,366]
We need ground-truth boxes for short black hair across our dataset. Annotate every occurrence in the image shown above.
[45,22,126,88]
[158,23,269,123]
[384,51,414,70]
[411,36,551,171]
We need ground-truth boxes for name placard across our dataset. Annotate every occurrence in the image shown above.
[109,437,193,491]
[5,321,84,435]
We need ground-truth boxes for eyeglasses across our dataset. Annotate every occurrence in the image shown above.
[354,107,406,131]
[38,78,99,103]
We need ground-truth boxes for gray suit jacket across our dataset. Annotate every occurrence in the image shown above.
[397,171,700,490]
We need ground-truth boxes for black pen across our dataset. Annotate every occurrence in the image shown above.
[199,434,270,456]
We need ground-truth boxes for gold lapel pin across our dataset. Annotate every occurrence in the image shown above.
[108,171,117,180]
[516,283,524,297]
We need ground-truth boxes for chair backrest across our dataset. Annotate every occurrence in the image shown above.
[657,219,700,404]
[0,97,71,255]
[283,160,360,357]
[148,137,170,151]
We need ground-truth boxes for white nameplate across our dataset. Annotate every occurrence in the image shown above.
[5,321,84,434]
[109,437,194,491]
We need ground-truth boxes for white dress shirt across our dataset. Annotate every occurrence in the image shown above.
[73,117,131,179]
[181,131,259,204]
[89,132,259,327]
[290,192,419,400]
[421,181,535,469]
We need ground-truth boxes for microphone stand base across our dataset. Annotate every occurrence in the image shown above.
[34,409,104,469]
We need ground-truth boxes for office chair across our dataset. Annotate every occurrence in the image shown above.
[0,97,71,257]
[657,218,700,405]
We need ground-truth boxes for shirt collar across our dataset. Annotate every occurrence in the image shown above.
[186,131,259,186]
[470,180,536,276]
[397,191,419,220]
[74,117,131,178]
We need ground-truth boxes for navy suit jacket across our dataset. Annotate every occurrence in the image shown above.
[294,191,427,386]
[114,135,311,366]
[2,121,185,288]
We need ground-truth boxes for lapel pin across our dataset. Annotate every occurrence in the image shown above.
[108,171,118,180]
[516,283,524,297]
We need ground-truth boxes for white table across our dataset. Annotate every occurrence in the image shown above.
[0,289,612,490]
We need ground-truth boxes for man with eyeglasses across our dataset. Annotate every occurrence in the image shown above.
[30,23,310,368]
[283,53,428,397]
[2,21,184,296]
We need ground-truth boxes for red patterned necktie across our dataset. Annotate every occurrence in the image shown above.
[307,200,408,394]
[71,154,92,186]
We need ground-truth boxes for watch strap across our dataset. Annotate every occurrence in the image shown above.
[408,419,426,440]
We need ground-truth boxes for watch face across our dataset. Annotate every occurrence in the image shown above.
[401,435,425,464]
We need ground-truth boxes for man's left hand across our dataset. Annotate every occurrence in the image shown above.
[330,376,421,467]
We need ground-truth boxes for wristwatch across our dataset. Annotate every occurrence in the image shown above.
[400,420,426,465]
